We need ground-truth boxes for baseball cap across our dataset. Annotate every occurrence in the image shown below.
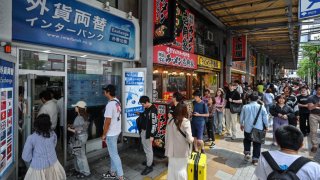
[102,84,116,92]
[71,101,87,108]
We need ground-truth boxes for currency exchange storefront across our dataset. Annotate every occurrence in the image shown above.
[10,0,140,177]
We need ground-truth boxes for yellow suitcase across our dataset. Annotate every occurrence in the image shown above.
[187,152,207,180]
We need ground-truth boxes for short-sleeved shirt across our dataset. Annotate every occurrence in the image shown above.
[192,101,208,122]
[297,95,310,114]
[308,95,320,114]
[225,90,241,109]
[255,150,320,180]
[73,115,88,135]
[104,98,122,136]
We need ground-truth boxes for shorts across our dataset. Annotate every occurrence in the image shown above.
[191,120,205,140]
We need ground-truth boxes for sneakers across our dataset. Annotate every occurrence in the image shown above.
[142,161,155,166]
[102,171,117,179]
[252,160,258,166]
[244,154,250,162]
[311,146,318,153]
[141,166,153,175]
[209,142,215,148]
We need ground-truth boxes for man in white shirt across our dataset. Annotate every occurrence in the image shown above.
[38,90,58,130]
[255,125,320,180]
[101,85,124,180]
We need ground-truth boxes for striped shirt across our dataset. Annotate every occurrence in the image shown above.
[22,132,58,169]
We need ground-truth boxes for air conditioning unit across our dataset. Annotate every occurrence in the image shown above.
[205,31,214,42]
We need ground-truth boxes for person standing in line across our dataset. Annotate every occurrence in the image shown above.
[57,91,64,146]
[225,83,242,140]
[240,92,268,165]
[165,103,194,180]
[307,84,320,153]
[202,89,211,104]
[234,80,244,97]
[22,114,66,180]
[296,86,310,137]
[191,90,209,153]
[101,85,125,180]
[137,96,158,175]
[67,101,91,178]
[206,97,216,148]
[257,81,264,94]
[270,95,294,146]
[214,88,225,135]
[171,92,185,114]
[38,90,58,130]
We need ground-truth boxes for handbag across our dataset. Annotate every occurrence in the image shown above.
[251,105,266,144]
[229,92,243,114]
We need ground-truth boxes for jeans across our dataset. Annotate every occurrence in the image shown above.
[243,131,261,160]
[106,135,123,177]
[74,134,90,176]
[206,117,215,141]
[273,117,288,142]
[214,111,223,134]
[299,113,310,135]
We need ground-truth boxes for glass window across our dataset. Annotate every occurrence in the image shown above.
[67,56,122,142]
[19,50,65,71]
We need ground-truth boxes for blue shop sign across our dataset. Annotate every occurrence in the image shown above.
[13,0,136,60]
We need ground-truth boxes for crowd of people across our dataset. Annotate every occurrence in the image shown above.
[19,80,320,180]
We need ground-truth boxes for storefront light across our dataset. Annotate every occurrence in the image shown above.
[172,72,177,75]
[192,73,197,76]
[153,70,159,74]
[179,72,184,76]
[163,70,168,74]
[186,73,191,76]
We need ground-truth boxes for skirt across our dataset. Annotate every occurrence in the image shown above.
[24,160,66,180]
[167,157,188,180]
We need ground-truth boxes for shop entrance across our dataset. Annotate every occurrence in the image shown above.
[17,73,66,178]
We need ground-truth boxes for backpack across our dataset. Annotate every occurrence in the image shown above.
[262,151,311,180]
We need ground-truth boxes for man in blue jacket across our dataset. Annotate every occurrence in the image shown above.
[240,91,268,165]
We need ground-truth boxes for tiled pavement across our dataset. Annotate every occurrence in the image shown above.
[67,123,319,180]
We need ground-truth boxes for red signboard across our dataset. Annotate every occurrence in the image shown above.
[153,103,169,149]
[232,35,247,61]
[171,4,195,53]
[153,45,198,69]
[153,0,176,45]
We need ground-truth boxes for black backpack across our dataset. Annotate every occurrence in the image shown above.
[262,151,311,180]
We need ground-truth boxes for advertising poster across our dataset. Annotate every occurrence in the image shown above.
[171,4,195,53]
[13,0,137,60]
[153,103,168,149]
[0,59,14,178]
[153,0,176,45]
[232,35,247,61]
[122,69,146,137]
[153,45,198,69]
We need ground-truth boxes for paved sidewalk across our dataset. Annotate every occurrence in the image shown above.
[67,123,319,180]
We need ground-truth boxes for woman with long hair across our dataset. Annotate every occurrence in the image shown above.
[165,103,194,180]
[214,88,225,135]
[270,95,294,145]
[206,97,216,148]
[68,101,91,178]
[22,114,66,180]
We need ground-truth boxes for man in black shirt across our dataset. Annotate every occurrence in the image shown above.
[296,86,310,136]
[225,83,242,140]
[308,84,320,153]
[137,96,158,175]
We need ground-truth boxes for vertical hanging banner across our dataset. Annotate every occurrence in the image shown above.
[153,0,176,45]
[232,35,247,61]
[122,68,146,137]
[0,59,14,178]
[171,4,195,53]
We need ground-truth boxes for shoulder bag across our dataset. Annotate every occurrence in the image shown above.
[251,105,266,144]
[230,92,243,114]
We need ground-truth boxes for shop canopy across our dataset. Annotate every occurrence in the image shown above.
[197,0,300,69]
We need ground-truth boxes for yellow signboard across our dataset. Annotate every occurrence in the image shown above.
[198,55,221,70]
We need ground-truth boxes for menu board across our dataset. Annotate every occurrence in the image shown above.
[0,59,14,178]
[122,68,146,137]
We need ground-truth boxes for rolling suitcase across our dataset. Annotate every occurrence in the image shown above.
[187,152,207,180]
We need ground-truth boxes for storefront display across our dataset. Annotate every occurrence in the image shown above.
[0,59,14,178]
